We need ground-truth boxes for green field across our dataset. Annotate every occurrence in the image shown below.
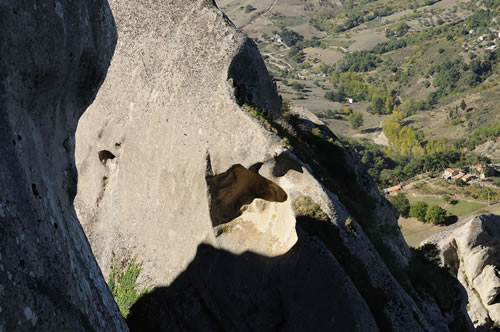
[220,0,500,154]
[407,195,487,217]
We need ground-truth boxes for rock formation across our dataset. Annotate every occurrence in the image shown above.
[74,0,473,330]
[423,214,500,330]
[0,0,127,330]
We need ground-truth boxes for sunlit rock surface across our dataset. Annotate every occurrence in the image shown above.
[424,214,500,330]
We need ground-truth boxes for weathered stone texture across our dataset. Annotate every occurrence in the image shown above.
[424,214,500,330]
[0,0,126,330]
[75,1,473,331]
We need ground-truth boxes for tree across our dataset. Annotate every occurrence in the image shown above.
[244,4,254,13]
[396,22,410,36]
[390,193,410,217]
[337,51,381,72]
[410,201,428,221]
[349,111,364,129]
[280,28,304,47]
[443,195,451,203]
[370,94,385,114]
[324,90,346,102]
[385,95,394,114]
[460,99,467,110]
[425,205,447,224]
[292,82,304,91]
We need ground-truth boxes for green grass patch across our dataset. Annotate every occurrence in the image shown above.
[108,257,149,318]
[407,195,486,217]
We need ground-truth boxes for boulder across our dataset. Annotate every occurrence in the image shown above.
[424,214,500,329]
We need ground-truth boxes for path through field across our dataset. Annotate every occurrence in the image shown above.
[241,0,278,28]
[374,121,389,146]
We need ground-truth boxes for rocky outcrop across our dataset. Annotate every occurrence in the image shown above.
[73,0,474,330]
[0,0,127,330]
[424,214,500,330]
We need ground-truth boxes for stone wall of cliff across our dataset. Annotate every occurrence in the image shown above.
[424,214,500,330]
[74,0,473,330]
[0,0,126,330]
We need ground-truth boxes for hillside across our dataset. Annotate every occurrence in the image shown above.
[218,0,500,153]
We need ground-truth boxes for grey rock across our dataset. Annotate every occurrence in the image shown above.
[75,0,472,331]
[0,0,126,330]
[424,214,500,329]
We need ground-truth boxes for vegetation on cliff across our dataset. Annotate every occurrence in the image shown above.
[108,257,149,318]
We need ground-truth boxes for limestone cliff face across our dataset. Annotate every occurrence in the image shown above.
[424,214,500,330]
[0,0,126,330]
[74,0,472,330]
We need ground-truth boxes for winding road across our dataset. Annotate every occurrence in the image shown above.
[241,0,278,28]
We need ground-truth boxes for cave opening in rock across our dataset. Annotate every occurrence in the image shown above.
[206,163,288,227]
[98,150,116,164]
[272,153,303,177]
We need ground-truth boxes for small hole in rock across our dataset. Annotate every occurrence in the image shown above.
[98,150,116,164]
[31,184,40,198]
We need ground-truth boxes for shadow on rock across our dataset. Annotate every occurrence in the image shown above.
[126,226,377,331]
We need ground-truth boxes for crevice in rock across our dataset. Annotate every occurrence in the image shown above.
[96,176,109,207]
[31,183,40,199]
[296,215,392,331]
[206,163,287,227]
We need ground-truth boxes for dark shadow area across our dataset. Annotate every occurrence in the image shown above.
[206,164,287,227]
[272,153,303,177]
[360,127,381,134]
[0,0,122,330]
[442,215,459,226]
[126,225,376,332]
[98,150,116,164]
[408,244,472,331]
[295,216,391,331]
[227,39,281,117]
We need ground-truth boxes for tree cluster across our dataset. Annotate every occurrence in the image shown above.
[349,111,364,129]
[390,193,410,217]
[337,51,381,72]
[280,28,304,47]
[409,202,447,224]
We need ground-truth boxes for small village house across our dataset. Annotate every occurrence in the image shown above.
[442,168,460,180]
[461,174,477,183]
[383,184,402,195]
[472,163,495,179]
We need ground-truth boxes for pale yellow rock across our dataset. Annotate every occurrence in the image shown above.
[215,198,298,256]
